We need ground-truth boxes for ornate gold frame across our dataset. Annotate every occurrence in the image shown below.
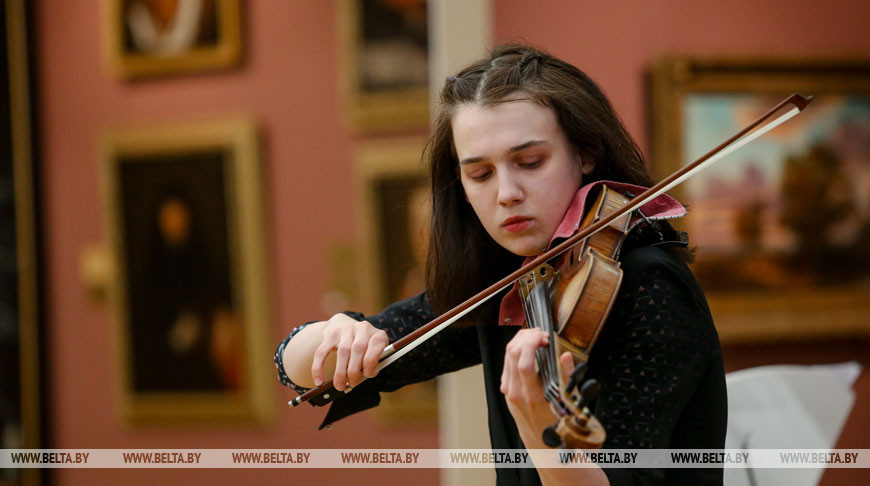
[100,118,272,423]
[650,57,870,345]
[101,0,242,79]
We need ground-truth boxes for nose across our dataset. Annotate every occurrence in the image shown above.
[496,170,524,207]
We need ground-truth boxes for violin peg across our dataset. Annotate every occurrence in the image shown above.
[565,362,587,392]
[578,379,601,410]
[542,425,562,448]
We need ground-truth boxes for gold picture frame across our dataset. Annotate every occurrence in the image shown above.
[101,0,242,79]
[650,57,870,344]
[354,138,437,424]
[100,118,272,423]
[338,0,430,132]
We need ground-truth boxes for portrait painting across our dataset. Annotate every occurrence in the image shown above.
[101,119,271,422]
[119,151,238,394]
[102,0,242,79]
[651,58,870,343]
[338,0,430,132]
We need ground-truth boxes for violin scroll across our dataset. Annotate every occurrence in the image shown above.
[551,409,607,450]
[542,371,607,449]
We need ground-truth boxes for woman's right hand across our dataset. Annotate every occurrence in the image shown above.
[310,313,389,391]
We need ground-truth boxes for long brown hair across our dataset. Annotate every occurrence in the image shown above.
[424,44,658,321]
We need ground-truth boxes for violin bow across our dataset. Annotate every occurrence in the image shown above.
[290,93,812,408]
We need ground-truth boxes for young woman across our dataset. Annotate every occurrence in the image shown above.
[276,44,727,485]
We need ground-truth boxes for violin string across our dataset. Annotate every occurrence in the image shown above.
[543,272,561,408]
[520,268,567,415]
[521,273,551,396]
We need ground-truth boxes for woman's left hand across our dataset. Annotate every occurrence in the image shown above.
[501,329,611,484]
[500,328,574,449]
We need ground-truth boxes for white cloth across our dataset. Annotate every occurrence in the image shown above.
[724,361,861,486]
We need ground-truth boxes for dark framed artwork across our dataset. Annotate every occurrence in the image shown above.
[101,0,242,79]
[1,0,41,485]
[100,119,271,423]
[354,138,437,423]
[651,58,870,344]
[338,0,430,132]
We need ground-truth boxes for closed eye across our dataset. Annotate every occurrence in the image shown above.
[518,158,543,169]
[470,171,491,181]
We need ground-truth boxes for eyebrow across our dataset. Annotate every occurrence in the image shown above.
[458,140,548,165]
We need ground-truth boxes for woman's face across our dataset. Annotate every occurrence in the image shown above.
[453,100,593,256]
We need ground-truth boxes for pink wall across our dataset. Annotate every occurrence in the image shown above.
[35,1,868,485]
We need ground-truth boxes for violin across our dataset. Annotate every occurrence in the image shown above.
[518,185,631,449]
[289,93,812,449]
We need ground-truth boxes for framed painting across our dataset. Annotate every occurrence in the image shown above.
[354,138,437,423]
[651,58,870,344]
[2,0,42,485]
[338,0,430,132]
[101,0,242,79]
[100,118,272,423]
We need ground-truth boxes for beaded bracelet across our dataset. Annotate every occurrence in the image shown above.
[274,321,315,394]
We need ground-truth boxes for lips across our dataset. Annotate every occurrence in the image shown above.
[501,216,532,233]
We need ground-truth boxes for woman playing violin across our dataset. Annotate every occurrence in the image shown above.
[276,44,727,485]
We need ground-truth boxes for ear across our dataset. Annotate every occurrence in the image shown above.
[577,151,595,175]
